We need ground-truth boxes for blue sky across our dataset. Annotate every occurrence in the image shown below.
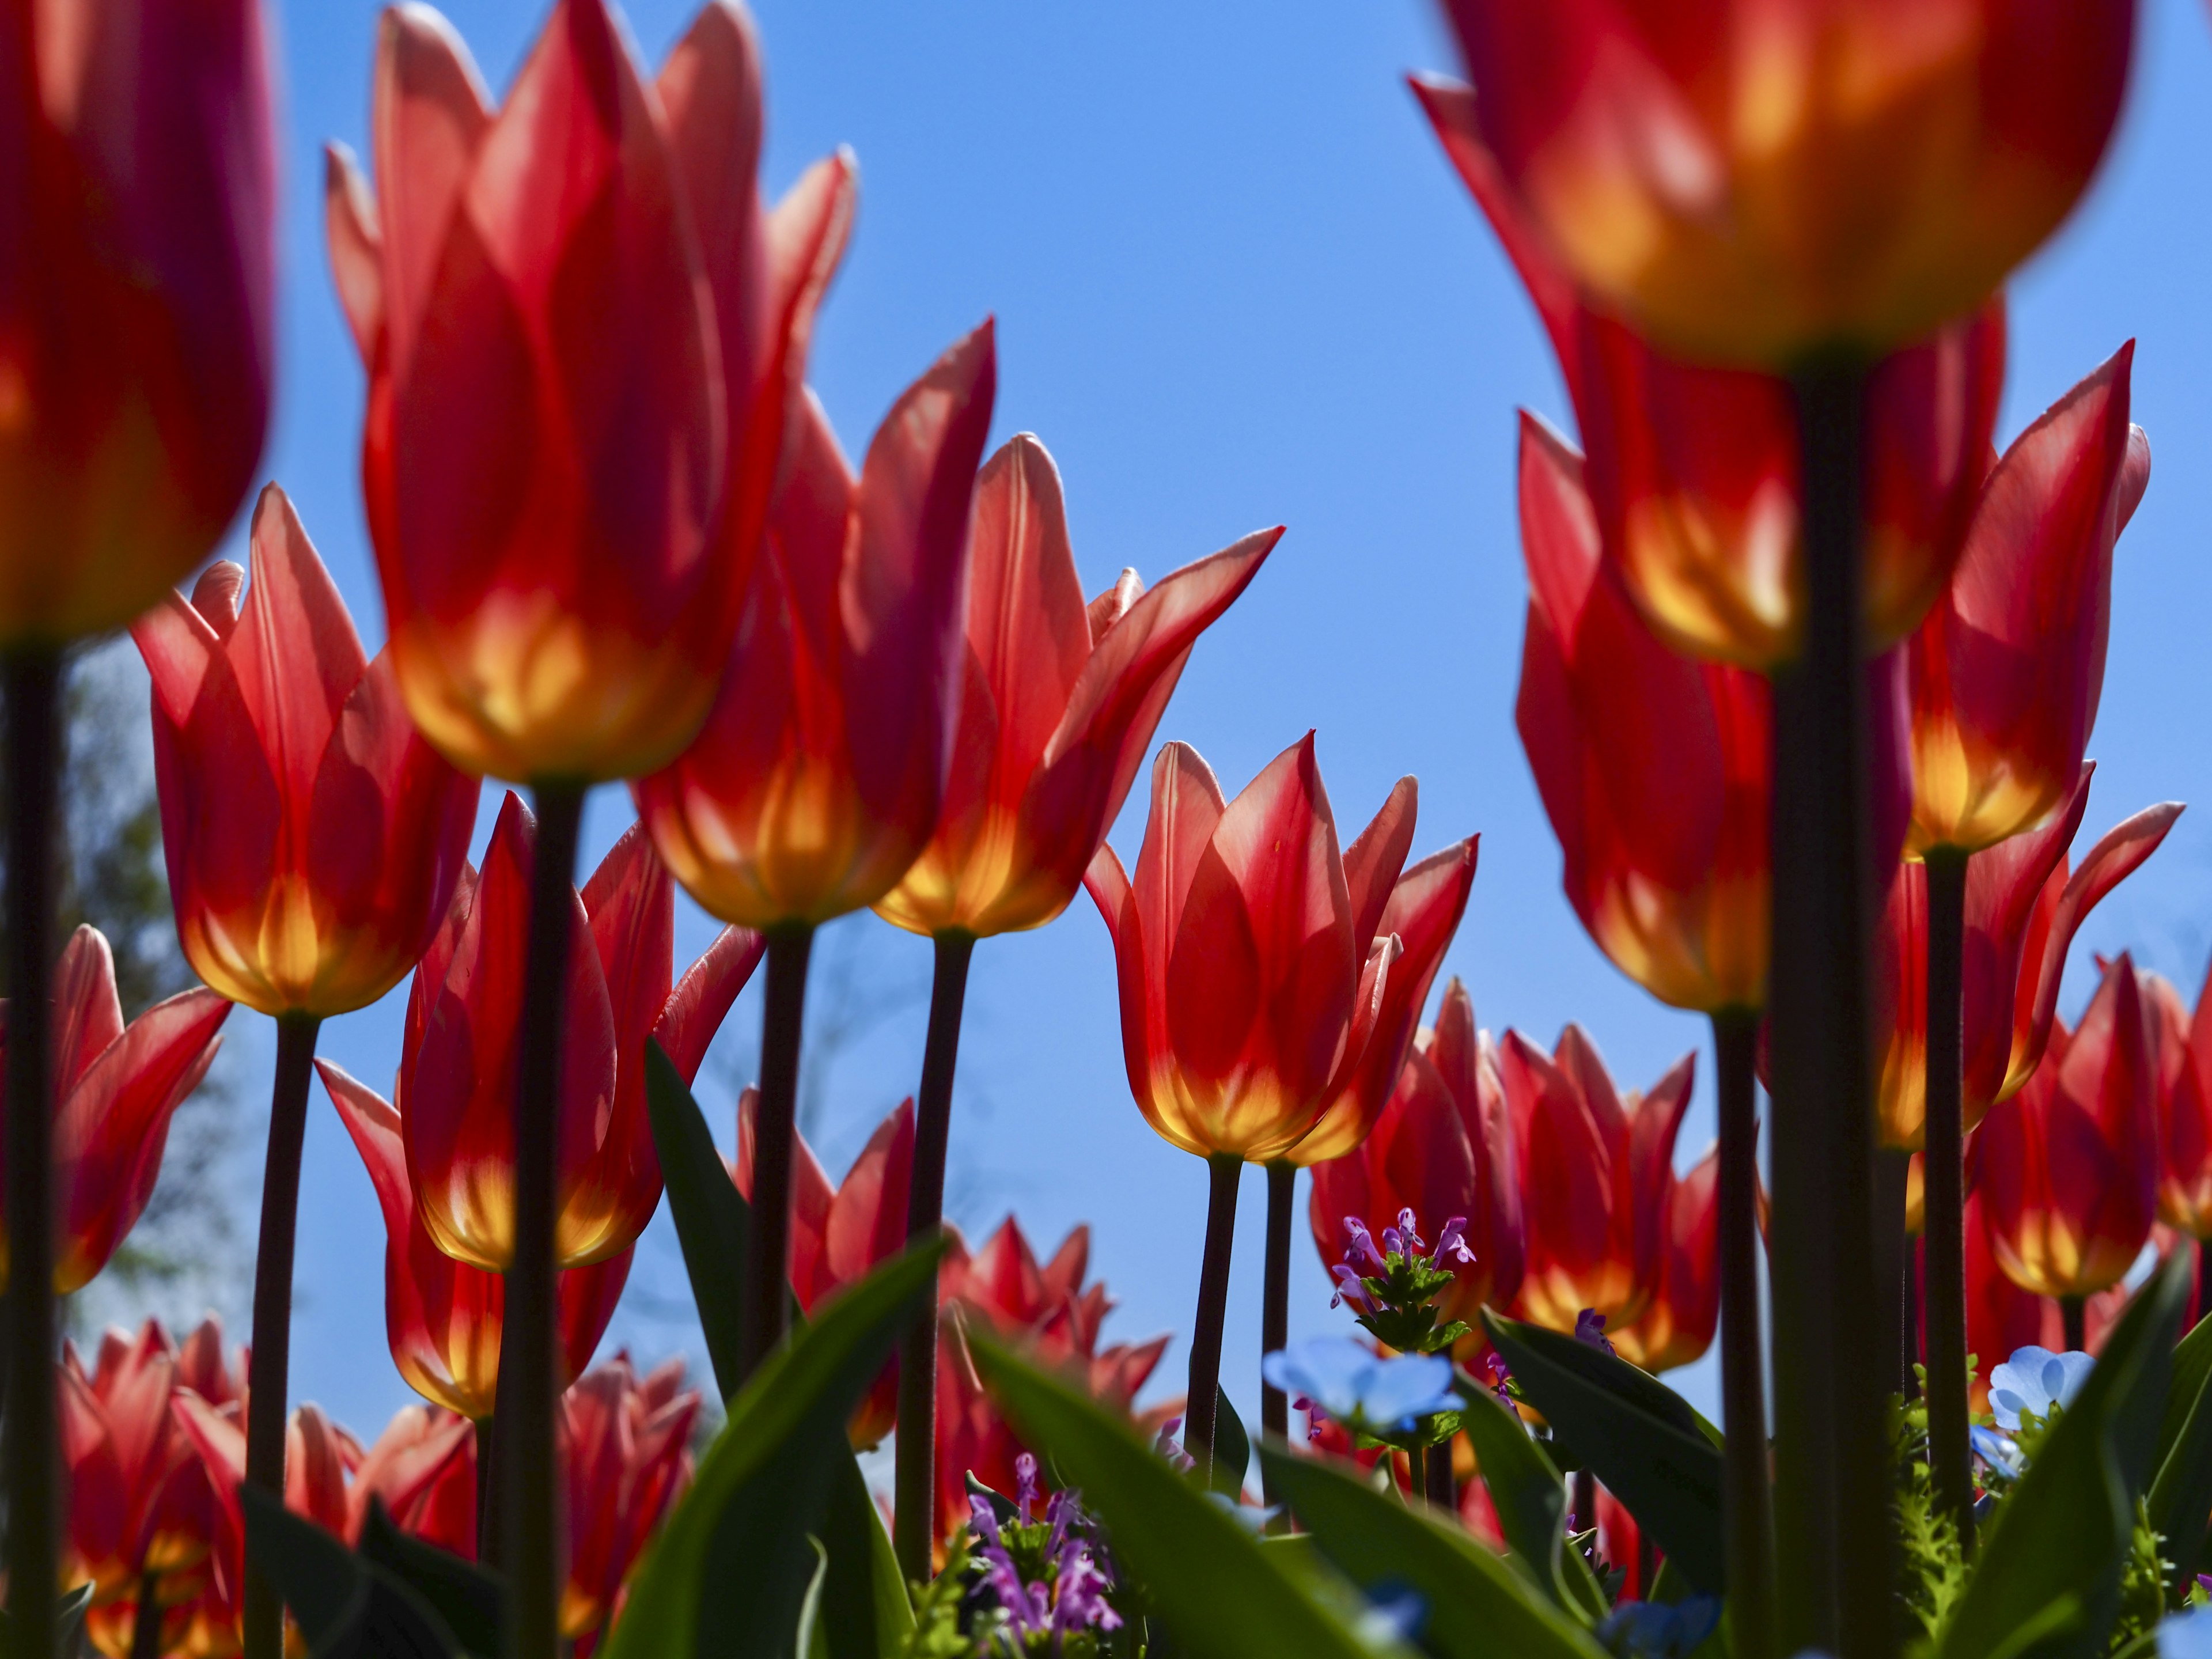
[103,0,2212,1447]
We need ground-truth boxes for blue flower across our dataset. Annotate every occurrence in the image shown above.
[1968,1426,2023,1480]
[1261,1336,1458,1436]
[1987,1345,2094,1431]
[2158,1604,2212,1659]
[1596,1596,1722,1659]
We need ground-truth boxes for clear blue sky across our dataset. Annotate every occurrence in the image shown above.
[115,0,2212,1446]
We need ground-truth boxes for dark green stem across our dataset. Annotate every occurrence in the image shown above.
[130,1572,160,1659]
[6,647,62,1659]
[241,1012,324,1659]
[1713,1010,1775,1659]
[2061,1295,2086,1355]
[474,1416,494,1566]
[1260,1160,1294,1504]
[894,931,975,1584]
[1922,845,1974,1559]
[495,781,584,1659]
[740,926,815,1378]
[1423,1430,1456,1510]
[1184,1154,1242,1480]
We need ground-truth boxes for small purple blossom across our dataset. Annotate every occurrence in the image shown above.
[1330,1262,1374,1313]
[969,1493,1004,1549]
[1014,1452,1040,1524]
[1575,1308,1615,1355]
[1381,1206,1426,1259]
[1050,1536,1123,1638]
[1430,1215,1474,1270]
[1342,1217,1390,1275]
[1153,1416,1195,1474]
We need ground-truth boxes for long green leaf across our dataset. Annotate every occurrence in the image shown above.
[1214,1387,1252,1500]
[967,1332,1412,1659]
[1482,1310,1725,1594]
[357,1498,503,1657]
[2150,1308,2212,1593]
[1453,1375,1605,1621]
[1938,1248,2191,1659]
[645,1037,751,1401]
[1257,1440,1609,1659]
[603,1238,945,1659]
[240,1485,460,1659]
[817,1443,914,1659]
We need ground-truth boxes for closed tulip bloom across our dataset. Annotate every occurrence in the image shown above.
[1423,81,2005,668]
[1908,346,2150,855]
[401,796,759,1269]
[1950,1192,2127,1410]
[733,1090,912,1446]
[875,434,1279,938]
[319,1060,632,1422]
[1874,771,2177,1148]
[0,0,274,645]
[1085,736,1423,1161]
[133,486,477,1018]
[2142,966,2212,1239]
[1502,1025,1694,1334]
[1612,1143,1720,1374]
[1434,0,2134,368]
[324,0,741,782]
[637,328,997,927]
[1975,953,2159,1300]
[0,926,230,1294]
[561,1357,699,1656]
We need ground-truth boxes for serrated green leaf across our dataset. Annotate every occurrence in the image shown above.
[645,1039,751,1402]
[1453,1374,1607,1622]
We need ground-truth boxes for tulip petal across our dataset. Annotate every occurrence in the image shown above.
[822,1098,914,1290]
[1341,777,1417,957]
[653,923,765,1084]
[50,926,126,1099]
[325,142,386,363]
[733,1087,836,1307]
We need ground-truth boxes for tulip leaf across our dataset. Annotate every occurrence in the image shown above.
[1452,1373,1607,1622]
[796,1537,832,1659]
[1481,1310,1725,1595]
[965,1332,1416,1658]
[240,1483,463,1659]
[0,1582,95,1659]
[645,1037,751,1401]
[357,1498,504,1657]
[816,1441,914,1659]
[1214,1386,1252,1499]
[602,1237,945,1659]
[1938,1248,2191,1659]
[2151,1306,2212,1593]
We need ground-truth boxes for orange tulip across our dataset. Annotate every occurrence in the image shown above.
[0,0,275,645]
[1974,953,2159,1300]
[875,433,1278,938]
[0,926,229,1294]
[399,797,759,1269]
[1421,78,2006,667]
[636,327,997,928]
[1610,1142,1719,1374]
[1874,772,2177,1149]
[324,0,817,782]
[1907,345,2149,855]
[1433,0,2134,368]
[133,485,477,1018]
[1501,1025,1694,1335]
[560,1357,699,1657]
[1085,736,1430,1162]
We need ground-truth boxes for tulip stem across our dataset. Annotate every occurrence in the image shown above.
[1922,845,1975,1561]
[1260,1160,1294,1502]
[5,647,63,1659]
[1770,358,1889,1659]
[1423,1431,1456,1510]
[741,926,815,1381]
[1185,1154,1243,1480]
[894,930,975,1584]
[131,1572,160,1659]
[474,1417,495,1566]
[497,781,585,1659]
[2061,1295,2086,1354]
[241,1011,324,1659]
[1712,1009,1775,1659]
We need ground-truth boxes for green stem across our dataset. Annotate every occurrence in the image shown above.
[1713,1010,1775,1659]
[1184,1154,1242,1481]
[740,926,816,1378]
[1922,845,1974,1558]
[1260,1160,1294,1505]
[2061,1295,2086,1355]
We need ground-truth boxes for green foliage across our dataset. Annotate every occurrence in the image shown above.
[2110,1501,2171,1656]
[1891,1382,1968,1646]
[643,1037,752,1402]
[904,1532,983,1659]
[2148,1308,2212,1598]
[241,1484,476,1658]
[1341,1240,1471,1359]
[1452,1371,1609,1622]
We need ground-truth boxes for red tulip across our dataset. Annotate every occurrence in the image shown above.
[1874,772,2176,1148]
[348,1405,478,1559]
[322,0,767,782]
[1085,736,1429,1161]
[1611,1142,1719,1374]
[133,485,476,1018]
[1501,1026,1694,1335]
[320,1059,632,1423]
[560,1357,699,1657]
[733,1090,914,1447]
[1418,76,2005,668]
[1975,953,2159,1300]
[1433,0,2134,368]
[1,926,230,1294]
[1950,1191,2128,1411]
[2142,965,2212,1240]
[875,433,1279,938]
[0,0,274,645]
[935,1219,1168,1543]
[637,327,997,929]
[1594,1485,1649,1599]
[400,796,759,1269]
[1908,346,2149,855]
[1306,979,1524,1328]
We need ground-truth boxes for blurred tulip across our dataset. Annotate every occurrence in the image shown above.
[733,1090,913,1446]
[1085,736,1423,1161]
[637,327,997,929]
[324,0,756,782]
[1424,80,2006,668]
[320,1059,632,1422]
[560,1357,699,1657]
[1874,776,2177,1149]
[1975,954,2159,1300]
[1432,0,2133,368]
[1307,980,1524,1328]
[875,434,1278,938]
[1951,1191,2127,1412]
[348,1404,478,1558]
[935,1219,1168,1543]
[134,486,476,1018]
[1611,1143,1720,1374]
[0,926,229,1294]
[2144,965,2212,1241]
[1908,347,2149,855]
[0,0,275,645]
[1501,1026,1694,1334]
[1594,1485,1650,1599]
[400,796,759,1270]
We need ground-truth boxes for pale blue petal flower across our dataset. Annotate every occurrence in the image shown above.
[1987,1345,2094,1431]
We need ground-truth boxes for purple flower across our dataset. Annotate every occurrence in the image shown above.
[1575,1309,1615,1355]
[969,1493,1004,1550]
[1050,1536,1123,1638]
[1381,1206,1426,1259]
[1153,1416,1195,1474]
[1342,1217,1389,1275]
[1015,1452,1040,1525]
[1430,1216,1474,1270]
[1330,1262,1374,1313]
